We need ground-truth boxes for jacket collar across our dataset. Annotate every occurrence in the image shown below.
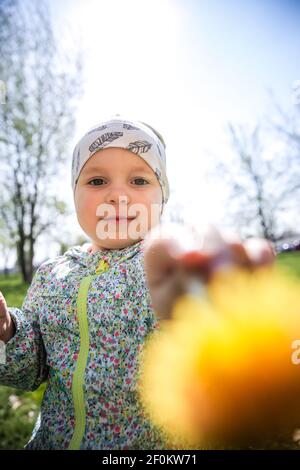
[64,239,145,269]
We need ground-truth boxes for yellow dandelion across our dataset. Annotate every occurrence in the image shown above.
[138,266,300,448]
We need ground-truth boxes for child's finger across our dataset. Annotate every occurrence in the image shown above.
[0,290,6,304]
[226,242,253,268]
[243,238,275,267]
[0,291,8,319]
[178,228,251,276]
[143,223,202,285]
[143,236,181,286]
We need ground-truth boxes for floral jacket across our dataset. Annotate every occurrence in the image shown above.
[0,240,167,450]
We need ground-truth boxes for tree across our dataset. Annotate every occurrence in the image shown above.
[0,0,82,282]
[0,219,15,275]
[56,235,90,257]
[210,122,300,241]
[268,95,300,184]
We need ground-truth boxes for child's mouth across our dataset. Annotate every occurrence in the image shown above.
[103,217,136,222]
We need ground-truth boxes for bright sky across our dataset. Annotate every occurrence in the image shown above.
[5,0,300,268]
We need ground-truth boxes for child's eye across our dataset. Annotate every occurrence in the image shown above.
[132,178,149,186]
[88,178,106,186]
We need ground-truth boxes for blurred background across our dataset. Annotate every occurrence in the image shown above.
[0,0,300,449]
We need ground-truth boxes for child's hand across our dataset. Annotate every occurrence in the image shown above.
[143,224,275,321]
[0,291,15,343]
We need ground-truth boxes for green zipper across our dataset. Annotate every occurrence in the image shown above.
[67,253,131,449]
[68,275,93,450]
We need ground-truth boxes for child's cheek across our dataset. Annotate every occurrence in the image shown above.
[80,192,97,213]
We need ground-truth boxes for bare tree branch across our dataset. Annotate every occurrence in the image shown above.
[0,0,83,282]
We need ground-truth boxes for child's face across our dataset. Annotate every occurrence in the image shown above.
[74,147,163,251]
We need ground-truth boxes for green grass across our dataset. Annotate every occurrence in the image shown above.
[0,255,300,450]
[0,273,30,309]
[276,251,300,277]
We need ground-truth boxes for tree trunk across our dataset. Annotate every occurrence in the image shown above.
[16,239,32,283]
[28,234,35,283]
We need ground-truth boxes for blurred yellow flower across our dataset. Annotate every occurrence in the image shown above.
[138,267,300,448]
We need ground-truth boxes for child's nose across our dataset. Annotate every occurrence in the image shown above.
[105,186,131,205]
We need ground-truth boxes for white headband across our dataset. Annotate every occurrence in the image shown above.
[71,116,170,206]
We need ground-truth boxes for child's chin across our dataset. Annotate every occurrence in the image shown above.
[95,237,143,250]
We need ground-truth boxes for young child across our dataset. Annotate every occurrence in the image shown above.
[0,116,274,450]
